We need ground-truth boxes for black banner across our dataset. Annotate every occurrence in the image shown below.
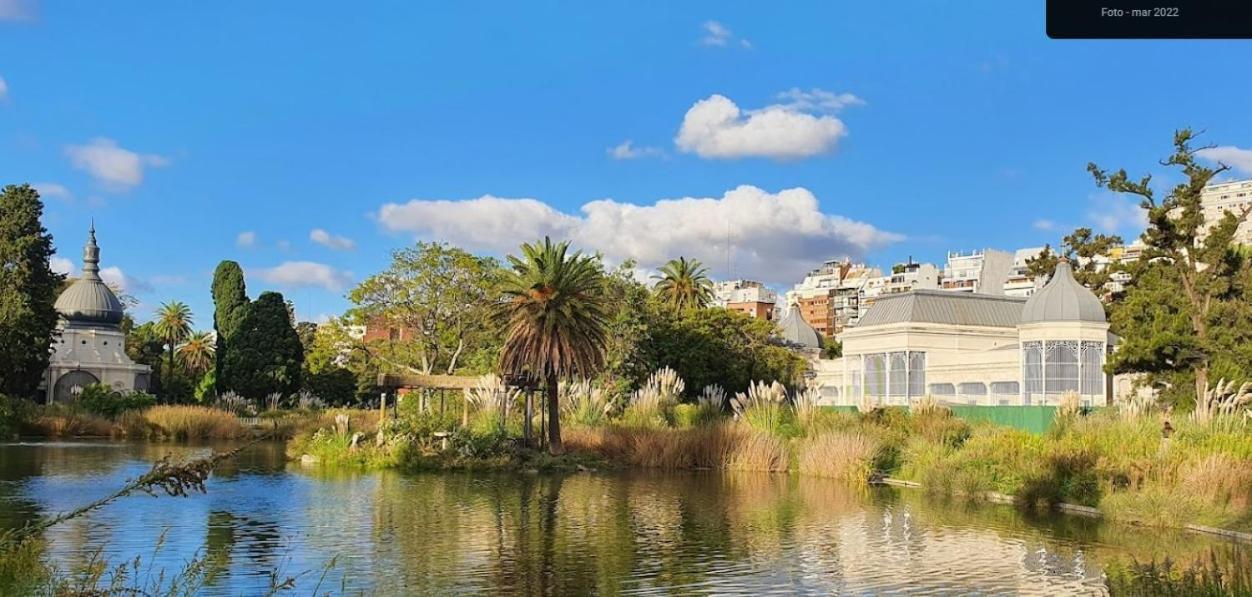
[1047,0,1252,38]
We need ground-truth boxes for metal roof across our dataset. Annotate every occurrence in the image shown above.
[855,290,1027,328]
[1020,260,1107,324]
[777,308,822,348]
[55,225,125,328]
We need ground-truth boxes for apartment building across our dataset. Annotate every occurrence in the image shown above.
[1199,179,1252,246]
[713,280,778,320]
[941,249,1013,295]
[1003,247,1045,298]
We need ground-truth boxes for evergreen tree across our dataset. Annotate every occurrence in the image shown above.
[211,260,249,390]
[0,184,64,398]
[222,291,303,398]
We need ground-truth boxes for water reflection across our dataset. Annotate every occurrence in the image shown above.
[0,441,1239,595]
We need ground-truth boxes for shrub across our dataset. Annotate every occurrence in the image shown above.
[731,381,791,436]
[214,391,256,417]
[560,379,610,427]
[74,384,156,419]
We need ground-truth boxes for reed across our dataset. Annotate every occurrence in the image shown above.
[796,431,880,482]
[143,406,248,440]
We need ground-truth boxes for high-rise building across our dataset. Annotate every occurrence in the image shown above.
[1003,247,1045,298]
[786,259,882,336]
[941,249,1012,295]
[713,280,778,320]
[1200,179,1252,246]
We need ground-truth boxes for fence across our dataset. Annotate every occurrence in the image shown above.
[820,404,1066,434]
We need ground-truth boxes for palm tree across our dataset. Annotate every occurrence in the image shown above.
[153,301,193,374]
[652,256,714,311]
[177,331,216,375]
[497,237,609,454]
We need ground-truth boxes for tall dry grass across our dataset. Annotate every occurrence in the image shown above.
[143,406,248,440]
[564,423,788,472]
[796,431,880,483]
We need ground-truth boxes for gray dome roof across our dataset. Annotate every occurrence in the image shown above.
[1019,260,1105,324]
[55,225,125,328]
[777,308,821,349]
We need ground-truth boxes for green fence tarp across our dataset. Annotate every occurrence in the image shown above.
[948,406,1058,434]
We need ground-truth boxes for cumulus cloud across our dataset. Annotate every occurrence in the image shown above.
[1032,219,1056,231]
[1088,193,1147,234]
[699,21,749,48]
[377,185,898,285]
[675,93,854,160]
[65,138,168,190]
[607,140,663,160]
[773,88,865,113]
[50,256,74,276]
[1198,145,1252,176]
[310,228,356,250]
[254,261,352,291]
[32,182,72,201]
[236,231,257,248]
[100,266,151,293]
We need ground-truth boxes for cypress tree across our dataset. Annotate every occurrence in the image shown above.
[0,184,64,398]
[211,260,249,392]
[223,291,303,398]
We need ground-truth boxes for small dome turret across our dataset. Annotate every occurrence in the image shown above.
[1019,260,1105,324]
[777,308,822,349]
[54,223,125,328]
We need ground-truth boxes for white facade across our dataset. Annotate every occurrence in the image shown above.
[1003,247,1045,298]
[713,279,778,307]
[812,262,1132,409]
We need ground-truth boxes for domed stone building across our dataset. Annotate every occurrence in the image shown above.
[813,260,1130,407]
[42,225,150,403]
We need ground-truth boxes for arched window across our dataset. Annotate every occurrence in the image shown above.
[908,352,926,397]
[1081,341,1104,396]
[888,352,908,398]
[1022,341,1043,401]
[1044,340,1080,395]
[864,353,886,398]
[958,382,987,397]
[928,383,955,396]
[990,381,1019,406]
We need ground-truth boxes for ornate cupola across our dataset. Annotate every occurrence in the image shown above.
[1019,260,1106,324]
[53,223,125,328]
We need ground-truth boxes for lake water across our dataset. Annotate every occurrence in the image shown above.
[0,441,1237,595]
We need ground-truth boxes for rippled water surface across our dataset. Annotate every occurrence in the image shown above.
[0,441,1235,595]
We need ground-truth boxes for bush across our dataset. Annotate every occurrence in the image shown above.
[74,384,156,419]
[0,394,38,438]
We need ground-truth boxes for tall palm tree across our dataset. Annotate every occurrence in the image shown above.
[497,237,609,454]
[653,256,714,311]
[153,301,193,374]
[177,331,216,375]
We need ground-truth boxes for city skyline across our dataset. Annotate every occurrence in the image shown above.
[3,2,1251,323]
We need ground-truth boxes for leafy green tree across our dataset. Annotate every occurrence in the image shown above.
[211,260,249,385]
[350,242,501,375]
[177,331,215,375]
[1026,228,1124,292]
[649,306,806,397]
[221,291,304,399]
[153,301,193,374]
[0,184,63,398]
[1092,129,1251,402]
[126,321,168,396]
[497,238,609,454]
[821,336,843,360]
[597,260,656,406]
[652,257,714,312]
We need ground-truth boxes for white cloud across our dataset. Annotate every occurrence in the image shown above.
[773,88,865,113]
[310,228,356,251]
[0,0,34,21]
[0,76,8,100]
[607,140,663,160]
[50,256,74,276]
[377,185,898,285]
[254,261,352,291]
[675,93,853,160]
[699,21,749,48]
[1032,219,1056,231]
[99,266,151,293]
[1198,145,1252,176]
[32,182,72,201]
[236,231,257,248]
[64,138,169,190]
[1088,193,1147,234]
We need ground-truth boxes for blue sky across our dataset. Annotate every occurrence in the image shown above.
[2,1,1250,327]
